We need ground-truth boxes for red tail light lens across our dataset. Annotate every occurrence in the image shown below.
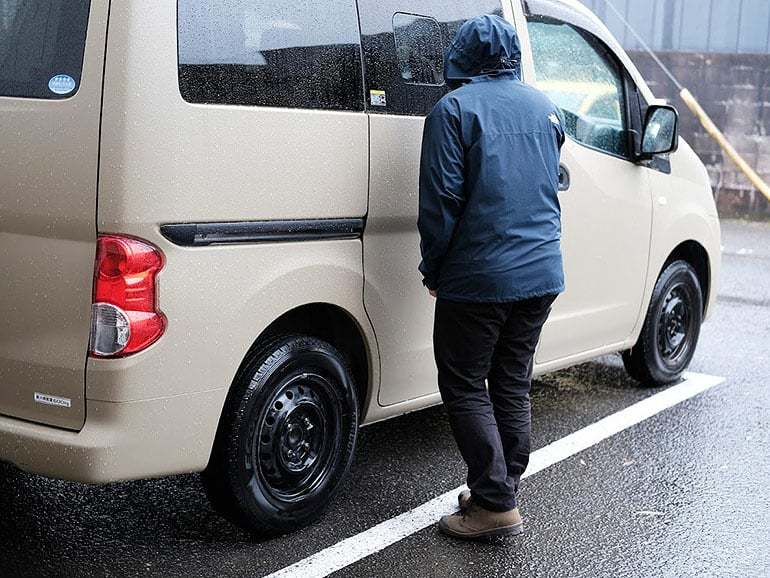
[89,235,166,357]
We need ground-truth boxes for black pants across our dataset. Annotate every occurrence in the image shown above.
[433,294,557,512]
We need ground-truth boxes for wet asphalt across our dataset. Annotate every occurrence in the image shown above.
[1,219,768,578]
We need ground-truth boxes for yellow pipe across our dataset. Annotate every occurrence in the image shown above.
[679,88,770,203]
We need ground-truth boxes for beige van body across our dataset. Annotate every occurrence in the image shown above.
[1,0,719,494]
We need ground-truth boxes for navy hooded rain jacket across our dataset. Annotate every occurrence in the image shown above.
[418,15,566,302]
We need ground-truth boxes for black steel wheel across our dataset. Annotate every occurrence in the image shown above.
[203,335,358,536]
[623,260,703,386]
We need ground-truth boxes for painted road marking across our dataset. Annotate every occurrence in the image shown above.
[266,372,725,578]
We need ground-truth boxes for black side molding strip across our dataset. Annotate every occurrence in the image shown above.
[160,218,365,247]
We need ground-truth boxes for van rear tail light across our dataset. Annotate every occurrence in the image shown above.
[89,235,166,357]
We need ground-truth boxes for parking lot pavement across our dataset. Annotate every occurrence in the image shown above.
[1,219,769,578]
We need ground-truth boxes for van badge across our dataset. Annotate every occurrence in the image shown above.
[370,90,387,107]
[34,392,72,408]
[48,74,76,95]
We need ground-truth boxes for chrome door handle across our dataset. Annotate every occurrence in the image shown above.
[558,164,571,192]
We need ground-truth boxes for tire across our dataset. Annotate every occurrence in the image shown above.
[202,334,359,536]
[622,260,703,386]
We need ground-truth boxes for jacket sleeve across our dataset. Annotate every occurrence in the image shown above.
[417,99,466,291]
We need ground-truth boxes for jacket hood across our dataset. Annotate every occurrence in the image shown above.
[444,15,521,89]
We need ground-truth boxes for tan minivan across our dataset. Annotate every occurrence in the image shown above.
[0,0,720,534]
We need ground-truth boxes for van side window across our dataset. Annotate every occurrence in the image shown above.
[527,17,629,158]
[393,13,445,86]
[358,1,505,116]
[177,0,364,111]
[0,0,91,100]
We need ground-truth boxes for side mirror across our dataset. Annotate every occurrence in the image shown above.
[639,104,679,160]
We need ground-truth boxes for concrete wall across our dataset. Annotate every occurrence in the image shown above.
[629,50,770,217]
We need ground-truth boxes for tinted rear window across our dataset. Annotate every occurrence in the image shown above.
[0,0,91,99]
[177,0,365,111]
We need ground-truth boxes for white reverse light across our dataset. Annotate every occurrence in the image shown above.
[89,302,131,357]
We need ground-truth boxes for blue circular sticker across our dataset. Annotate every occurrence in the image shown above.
[48,74,76,95]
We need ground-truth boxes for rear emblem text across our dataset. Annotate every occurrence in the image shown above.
[34,392,72,408]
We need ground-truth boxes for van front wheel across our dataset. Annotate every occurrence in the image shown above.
[622,260,703,386]
[203,335,358,536]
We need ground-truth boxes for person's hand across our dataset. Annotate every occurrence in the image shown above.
[428,289,438,298]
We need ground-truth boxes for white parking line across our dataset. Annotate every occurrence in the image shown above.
[266,372,725,578]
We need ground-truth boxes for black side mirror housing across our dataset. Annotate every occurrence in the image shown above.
[637,104,679,161]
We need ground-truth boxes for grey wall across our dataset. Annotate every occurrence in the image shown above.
[581,0,770,54]
[630,50,770,217]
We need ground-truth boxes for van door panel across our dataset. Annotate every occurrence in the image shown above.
[364,116,437,406]
[519,6,654,363]
[0,1,108,430]
[536,142,652,362]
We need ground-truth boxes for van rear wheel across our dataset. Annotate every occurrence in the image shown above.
[622,260,703,386]
[203,335,358,536]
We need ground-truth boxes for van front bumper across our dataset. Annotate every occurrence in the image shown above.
[0,389,224,483]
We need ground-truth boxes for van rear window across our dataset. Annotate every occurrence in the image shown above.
[0,0,91,100]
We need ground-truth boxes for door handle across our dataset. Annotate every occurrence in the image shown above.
[558,163,570,191]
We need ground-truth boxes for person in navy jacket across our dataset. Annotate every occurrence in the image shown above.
[418,14,565,540]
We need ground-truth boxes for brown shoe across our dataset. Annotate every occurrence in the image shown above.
[439,503,523,540]
[458,489,472,512]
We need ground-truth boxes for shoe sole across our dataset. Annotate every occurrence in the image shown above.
[438,519,524,541]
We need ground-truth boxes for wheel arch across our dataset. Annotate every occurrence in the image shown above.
[661,240,710,314]
[631,215,719,347]
[234,302,373,420]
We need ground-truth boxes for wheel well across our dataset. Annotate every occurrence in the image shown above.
[663,241,710,312]
[246,303,371,417]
